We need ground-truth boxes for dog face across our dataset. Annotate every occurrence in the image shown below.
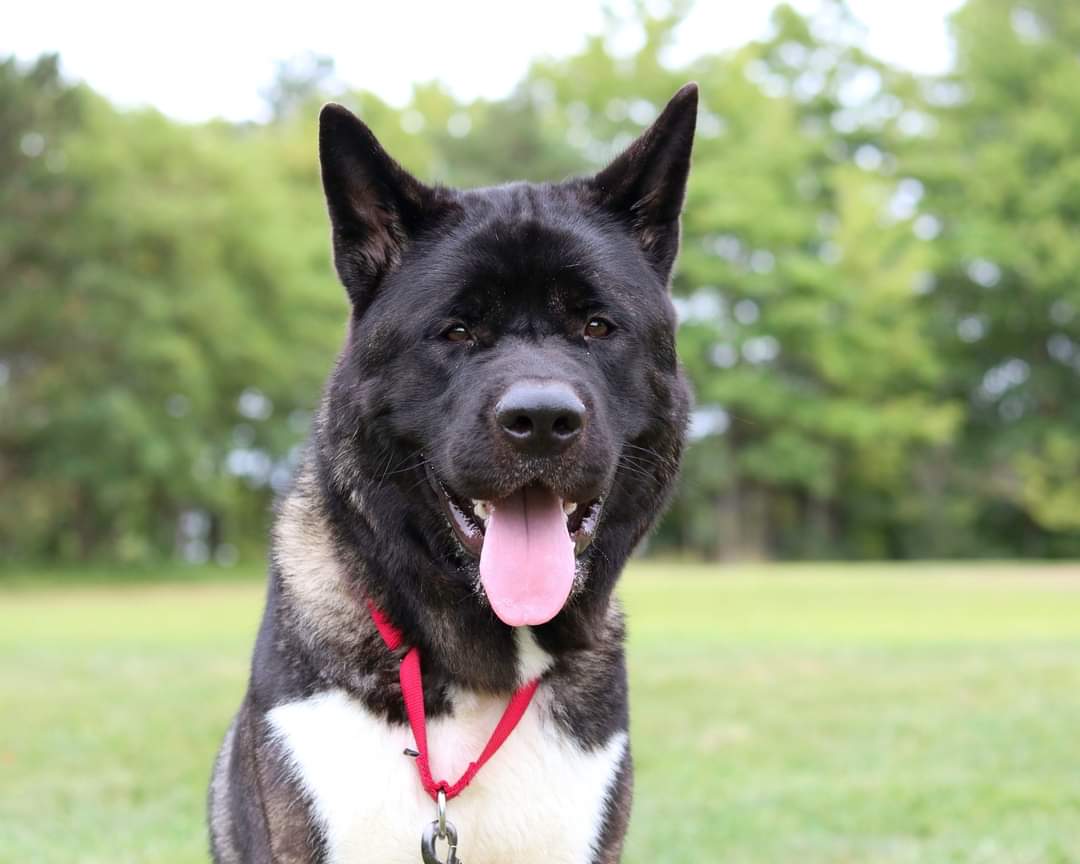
[316,86,696,629]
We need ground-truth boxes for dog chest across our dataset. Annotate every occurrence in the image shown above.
[268,687,627,864]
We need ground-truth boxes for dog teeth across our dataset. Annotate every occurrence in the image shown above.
[473,500,491,522]
[563,501,577,517]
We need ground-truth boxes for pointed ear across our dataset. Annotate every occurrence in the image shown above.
[590,83,698,285]
[318,103,448,308]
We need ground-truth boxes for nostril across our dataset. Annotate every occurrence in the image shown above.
[506,414,533,437]
[552,413,581,438]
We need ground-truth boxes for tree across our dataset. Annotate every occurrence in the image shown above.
[915,0,1080,555]
[1,57,343,561]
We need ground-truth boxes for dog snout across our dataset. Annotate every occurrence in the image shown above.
[495,381,585,456]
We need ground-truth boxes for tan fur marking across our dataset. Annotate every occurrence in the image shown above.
[272,465,359,649]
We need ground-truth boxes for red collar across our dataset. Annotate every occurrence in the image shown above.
[367,600,541,802]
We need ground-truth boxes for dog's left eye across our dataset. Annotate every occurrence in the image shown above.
[584,317,614,339]
[444,324,473,344]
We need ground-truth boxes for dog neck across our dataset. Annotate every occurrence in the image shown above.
[270,456,615,697]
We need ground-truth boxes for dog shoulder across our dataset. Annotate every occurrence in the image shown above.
[210,695,328,864]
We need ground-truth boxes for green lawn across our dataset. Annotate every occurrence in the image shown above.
[2,562,1080,863]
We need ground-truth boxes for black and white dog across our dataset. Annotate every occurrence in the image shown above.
[209,83,697,864]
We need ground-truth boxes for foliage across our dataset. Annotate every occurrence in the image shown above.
[1,57,342,561]
[2,0,1079,563]
[914,0,1080,554]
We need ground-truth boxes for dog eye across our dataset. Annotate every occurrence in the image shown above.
[584,317,614,339]
[444,324,473,344]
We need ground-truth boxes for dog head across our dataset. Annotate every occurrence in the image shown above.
[315,85,696,632]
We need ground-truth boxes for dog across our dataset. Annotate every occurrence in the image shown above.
[208,82,697,864]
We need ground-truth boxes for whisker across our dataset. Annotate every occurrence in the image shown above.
[382,454,432,479]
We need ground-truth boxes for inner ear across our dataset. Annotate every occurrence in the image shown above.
[590,83,698,285]
[319,103,450,309]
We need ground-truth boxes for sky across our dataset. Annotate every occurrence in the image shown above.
[3,0,966,123]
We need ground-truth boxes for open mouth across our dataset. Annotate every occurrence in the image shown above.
[429,472,604,627]
[433,479,603,559]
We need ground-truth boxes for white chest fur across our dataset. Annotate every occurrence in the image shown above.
[267,686,627,864]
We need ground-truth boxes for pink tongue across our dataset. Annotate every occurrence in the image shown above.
[479,486,576,627]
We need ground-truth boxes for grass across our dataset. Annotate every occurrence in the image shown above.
[2,561,1080,863]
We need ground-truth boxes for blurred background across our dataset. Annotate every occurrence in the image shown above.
[4,0,1080,567]
[3,1,1079,863]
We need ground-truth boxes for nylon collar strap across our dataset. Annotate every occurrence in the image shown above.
[366,599,541,802]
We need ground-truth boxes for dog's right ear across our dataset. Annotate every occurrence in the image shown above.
[319,103,448,309]
[588,83,697,286]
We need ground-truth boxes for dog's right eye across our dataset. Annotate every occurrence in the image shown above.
[444,324,473,344]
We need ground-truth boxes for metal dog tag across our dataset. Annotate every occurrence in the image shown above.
[421,818,461,864]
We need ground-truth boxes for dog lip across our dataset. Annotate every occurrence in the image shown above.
[426,468,603,559]
[433,477,485,557]
[568,498,603,554]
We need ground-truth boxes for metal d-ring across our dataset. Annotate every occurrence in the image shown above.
[437,789,448,838]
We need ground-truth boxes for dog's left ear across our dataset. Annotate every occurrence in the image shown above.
[590,83,698,285]
[319,103,450,310]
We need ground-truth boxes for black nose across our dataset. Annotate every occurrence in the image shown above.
[495,381,586,455]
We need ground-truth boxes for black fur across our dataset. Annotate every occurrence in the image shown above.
[210,83,698,864]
